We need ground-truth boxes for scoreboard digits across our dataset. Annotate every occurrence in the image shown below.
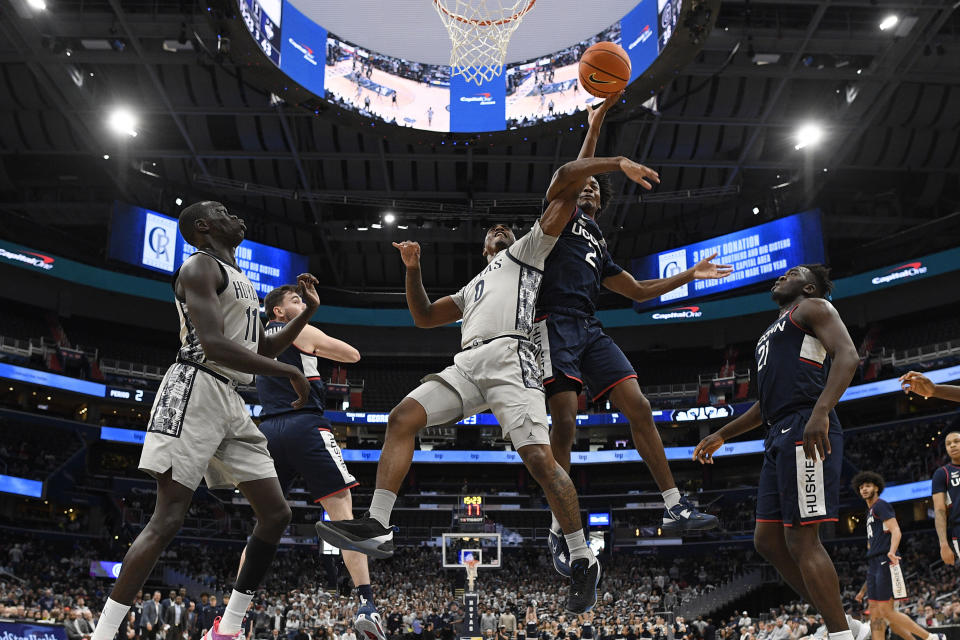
[458,495,484,524]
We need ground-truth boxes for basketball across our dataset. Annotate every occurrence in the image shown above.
[578,41,632,97]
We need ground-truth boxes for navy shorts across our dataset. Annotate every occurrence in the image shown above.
[257,411,357,503]
[755,411,843,527]
[867,555,898,601]
[534,312,636,401]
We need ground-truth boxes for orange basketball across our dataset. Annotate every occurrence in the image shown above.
[578,41,632,98]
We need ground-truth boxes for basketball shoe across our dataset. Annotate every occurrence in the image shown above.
[315,512,396,559]
[548,528,572,577]
[354,601,387,640]
[660,496,719,534]
[565,557,601,614]
[202,618,243,640]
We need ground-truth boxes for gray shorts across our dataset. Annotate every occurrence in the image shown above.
[139,362,277,490]
[406,338,550,449]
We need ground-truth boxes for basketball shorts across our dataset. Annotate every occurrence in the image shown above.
[952,528,960,558]
[755,410,843,527]
[406,337,550,449]
[258,411,358,502]
[866,555,901,601]
[140,361,277,490]
[534,311,637,401]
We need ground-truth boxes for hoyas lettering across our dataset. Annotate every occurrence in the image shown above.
[233,280,258,300]
[481,256,503,275]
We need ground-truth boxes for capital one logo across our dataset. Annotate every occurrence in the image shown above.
[651,306,703,320]
[460,92,496,106]
[871,261,927,285]
[288,38,317,66]
[142,212,177,272]
[0,248,55,270]
[628,25,653,50]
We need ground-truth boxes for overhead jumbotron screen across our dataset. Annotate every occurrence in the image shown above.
[238,0,667,132]
[630,209,827,311]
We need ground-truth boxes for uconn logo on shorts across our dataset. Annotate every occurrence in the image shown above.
[795,446,826,517]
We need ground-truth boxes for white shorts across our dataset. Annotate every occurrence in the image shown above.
[139,362,277,490]
[406,338,550,449]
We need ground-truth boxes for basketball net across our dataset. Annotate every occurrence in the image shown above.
[465,558,479,592]
[433,0,537,85]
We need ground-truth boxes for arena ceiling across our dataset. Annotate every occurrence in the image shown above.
[0,0,959,305]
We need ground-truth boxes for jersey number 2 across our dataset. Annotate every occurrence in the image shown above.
[584,250,597,269]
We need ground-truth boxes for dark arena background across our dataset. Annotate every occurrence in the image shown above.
[1,2,960,640]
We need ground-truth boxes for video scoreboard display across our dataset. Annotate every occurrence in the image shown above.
[630,209,825,310]
[108,202,309,298]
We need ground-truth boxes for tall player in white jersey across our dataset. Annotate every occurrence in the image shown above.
[91,202,320,640]
[315,154,661,614]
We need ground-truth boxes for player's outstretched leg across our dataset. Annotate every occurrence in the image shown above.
[322,490,386,640]
[870,601,945,640]
[90,471,193,640]
[546,390,578,577]
[517,442,600,615]
[609,380,719,533]
[315,397,429,558]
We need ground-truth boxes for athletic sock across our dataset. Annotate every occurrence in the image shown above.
[845,616,862,639]
[219,590,254,635]
[662,488,681,510]
[90,598,130,640]
[357,584,375,607]
[828,630,854,640]
[550,513,561,533]
[369,489,397,528]
[564,530,596,567]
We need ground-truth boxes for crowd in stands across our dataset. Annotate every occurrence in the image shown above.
[0,417,81,480]
[844,413,960,485]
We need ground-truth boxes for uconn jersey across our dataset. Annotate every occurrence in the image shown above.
[175,250,261,384]
[866,498,896,557]
[756,305,837,424]
[932,463,960,551]
[450,221,557,348]
[256,321,326,416]
[537,208,622,316]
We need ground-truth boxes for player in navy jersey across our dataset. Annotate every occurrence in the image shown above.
[535,94,731,573]
[852,472,944,640]
[256,285,385,640]
[931,431,960,565]
[694,265,862,640]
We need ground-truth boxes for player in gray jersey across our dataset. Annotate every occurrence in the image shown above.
[92,202,320,640]
[315,154,660,614]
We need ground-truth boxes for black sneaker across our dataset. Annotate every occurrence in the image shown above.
[565,557,601,614]
[315,513,396,559]
[660,496,720,534]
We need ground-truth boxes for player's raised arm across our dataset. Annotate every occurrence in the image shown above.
[259,273,321,358]
[692,402,764,464]
[392,241,463,329]
[900,371,960,402]
[577,93,622,160]
[603,252,733,303]
[792,298,859,460]
[293,324,360,363]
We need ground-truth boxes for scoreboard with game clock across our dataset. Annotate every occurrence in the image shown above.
[456,495,485,526]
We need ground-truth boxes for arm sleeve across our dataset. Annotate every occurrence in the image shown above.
[508,222,559,270]
[601,249,623,280]
[933,467,947,494]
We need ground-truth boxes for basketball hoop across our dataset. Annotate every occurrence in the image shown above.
[465,558,479,592]
[433,0,537,85]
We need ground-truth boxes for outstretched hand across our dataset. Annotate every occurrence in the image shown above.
[619,158,660,190]
[692,253,734,280]
[392,241,422,269]
[586,91,623,128]
[899,371,935,398]
[295,273,320,309]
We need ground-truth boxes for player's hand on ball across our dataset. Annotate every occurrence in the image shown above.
[392,241,422,268]
[296,273,320,309]
[802,411,831,461]
[941,543,956,566]
[287,368,311,409]
[692,433,724,464]
[586,92,623,128]
[692,253,734,281]
[619,158,660,190]
[899,371,935,398]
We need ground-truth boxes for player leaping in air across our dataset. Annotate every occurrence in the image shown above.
[254,285,385,640]
[534,93,731,574]
[694,265,865,640]
[315,150,661,615]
